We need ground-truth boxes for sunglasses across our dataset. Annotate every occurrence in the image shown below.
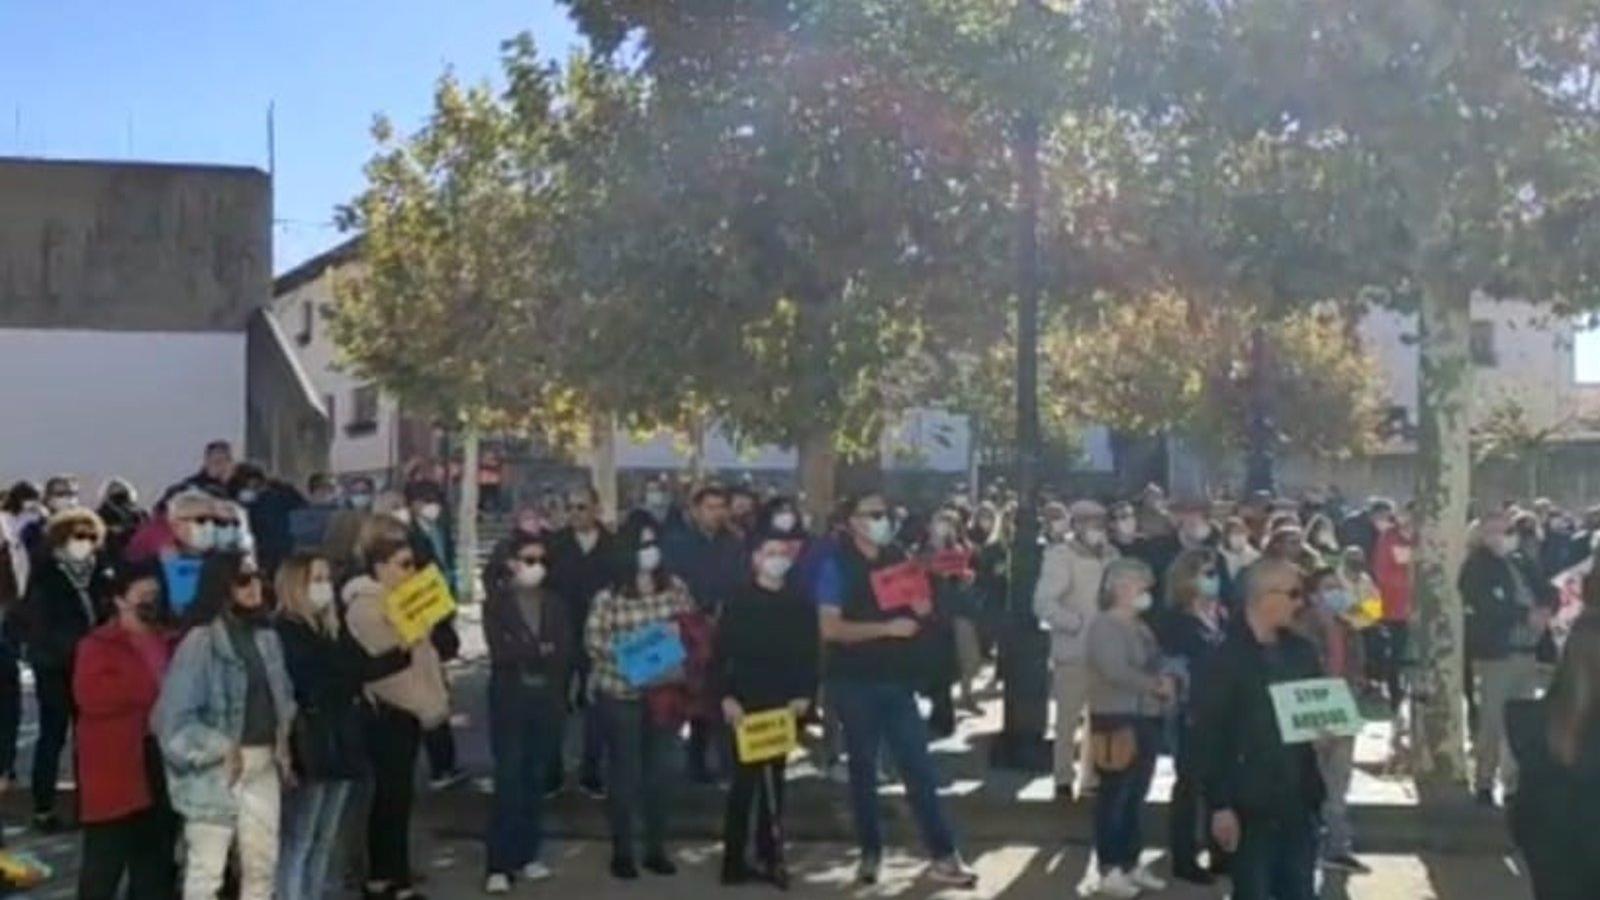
[233,571,261,587]
[1200,569,1217,578]
[70,532,98,542]
[859,510,889,521]
[516,555,544,566]
[184,516,223,526]
[568,504,590,512]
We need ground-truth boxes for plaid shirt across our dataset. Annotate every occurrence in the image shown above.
[584,579,694,701]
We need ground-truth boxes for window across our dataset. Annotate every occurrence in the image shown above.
[347,385,379,437]
[1470,320,1498,367]
[296,301,313,346]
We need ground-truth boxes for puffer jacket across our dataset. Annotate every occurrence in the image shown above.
[1032,538,1119,662]
[150,619,296,825]
[342,576,449,728]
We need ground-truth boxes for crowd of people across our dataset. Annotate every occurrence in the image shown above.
[0,440,1595,899]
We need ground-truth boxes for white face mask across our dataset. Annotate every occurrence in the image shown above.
[308,581,335,611]
[214,525,240,550]
[866,518,895,547]
[187,522,216,553]
[1079,527,1106,548]
[1047,519,1071,539]
[64,539,95,562]
[348,493,374,511]
[514,562,547,588]
[237,489,260,505]
[1183,521,1212,543]
[759,554,793,581]
[771,511,798,534]
[419,502,443,523]
[930,521,953,544]
[1132,591,1154,613]
[638,546,663,572]
[1113,518,1136,539]
[1227,534,1249,552]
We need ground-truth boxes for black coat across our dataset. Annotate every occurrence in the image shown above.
[1194,621,1326,820]
[714,582,820,711]
[1506,697,1600,897]
[482,583,573,685]
[547,526,619,645]
[244,482,307,577]
[276,616,367,780]
[21,557,112,671]
[1460,548,1556,661]
[408,523,461,662]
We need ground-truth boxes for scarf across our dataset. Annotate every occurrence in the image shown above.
[57,554,96,625]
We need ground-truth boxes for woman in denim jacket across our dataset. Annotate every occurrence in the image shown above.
[152,552,295,900]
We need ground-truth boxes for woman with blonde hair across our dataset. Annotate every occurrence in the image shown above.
[1508,612,1600,898]
[274,551,365,900]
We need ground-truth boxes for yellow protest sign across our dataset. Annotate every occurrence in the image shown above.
[384,564,456,646]
[734,707,798,764]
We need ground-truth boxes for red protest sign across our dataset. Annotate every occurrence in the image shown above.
[927,547,973,578]
[870,561,932,616]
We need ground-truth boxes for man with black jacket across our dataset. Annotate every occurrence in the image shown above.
[1460,512,1556,806]
[546,486,617,796]
[1195,557,1325,900]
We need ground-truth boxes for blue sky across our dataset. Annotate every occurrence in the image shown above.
[0,0,579,273]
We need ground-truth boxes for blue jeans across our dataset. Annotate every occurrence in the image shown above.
[277,779,353,900]
[1092,716,1160,873]
[487,672,563,874]
[1231,811,1318,900]
[596,695,677,861]
[829,678,957,859]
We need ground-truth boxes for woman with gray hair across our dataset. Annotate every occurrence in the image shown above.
[1085,557,1175,898]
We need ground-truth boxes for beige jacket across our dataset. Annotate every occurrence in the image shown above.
[343,575,450,728]
[1033,538,1119,662]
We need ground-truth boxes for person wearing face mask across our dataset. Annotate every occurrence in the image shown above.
[1084,558,1175,898]
[73,562,179,899]
[1292,567,1370,874]
[160,440,236,507]
[1106,502,1141,556]
[96,477,149,565]
[481,532,572,893]
[1160,549,1230,884]
[1218,517,1261,597]
[639,480,675,530]
[917,510,978,737]
[814,491,976,888]
[715,530,818,887]
[1133,496,1223,611]
[20,506,111,830]
[344,526,449,900]
[584,528,695,880]
[1370,510,1415,717]
[400,480,465,790]
[229,463,306,580]
[1033,499,1119,800]
[21,475,82,560]
[154,552,295,900]
[1461,511,1558,806]
[211,503,251,557]
[968,502,1009,660]
[0,482,40,789]
[274,552,366,900]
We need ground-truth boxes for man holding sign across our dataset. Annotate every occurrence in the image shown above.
[1194,558,1325,900]
[714,529,819,888]
[814,491,977,889]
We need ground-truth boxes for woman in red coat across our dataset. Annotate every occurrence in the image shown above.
[73,561,179,899]
[1371,513,1416,714]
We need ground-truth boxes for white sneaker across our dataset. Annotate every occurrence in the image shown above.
[1129,867,1167,891]
[1097,869,1142,898]
[521,861,553,882]
[484,873,511,895]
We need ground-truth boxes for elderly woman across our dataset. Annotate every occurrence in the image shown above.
[1086,557,1174,899]
[23,505,111,830]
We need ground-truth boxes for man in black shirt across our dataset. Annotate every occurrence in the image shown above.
[546,486,617,796]
[1195,557,1325,900]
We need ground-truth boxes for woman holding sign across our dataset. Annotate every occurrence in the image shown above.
[714,529,819,888]
[584,528,694,880]
[344,528,449,900]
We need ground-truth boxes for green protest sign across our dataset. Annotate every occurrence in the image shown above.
[1268,677,1362,744]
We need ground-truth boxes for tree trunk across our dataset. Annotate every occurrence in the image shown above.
[455,427,481,605]
[592,411,619,526]
[1244,325,1276,495]
[967,419,982,509]
[1412,281,1472,792]
[797,427,836,533]
[794,282,838,528]
[687,407,708,484]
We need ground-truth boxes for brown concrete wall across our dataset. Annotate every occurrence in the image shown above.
[0,158,271,332]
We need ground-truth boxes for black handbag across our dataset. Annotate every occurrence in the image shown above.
[291,697,368,780]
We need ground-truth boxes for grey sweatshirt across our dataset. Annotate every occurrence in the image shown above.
[1086,612,1165,718]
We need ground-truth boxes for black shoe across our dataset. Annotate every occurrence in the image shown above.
[1173,865,1215,886]
[1475,787,1496,807]
[610,857,639,880]
[1322,853,1372,875]
[643,854,678,876]
[768,864,790,891]
[1054,783,1075,803]
[30,812,61,833]
[721,864,755,886]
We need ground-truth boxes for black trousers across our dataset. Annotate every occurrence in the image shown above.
[722,757,787,871]
[77,804,178,900]
[0,647,19,779]
[367,704,421,887]
[424,721,457,778]
[32,666,72,816]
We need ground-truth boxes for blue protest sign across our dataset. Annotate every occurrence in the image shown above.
[614,621,685,688]
[163,555,204,614]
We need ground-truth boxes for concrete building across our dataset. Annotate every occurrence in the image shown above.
[0,157,327,499]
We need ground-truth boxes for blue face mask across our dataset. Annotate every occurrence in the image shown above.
[1321,588,1356,615]
[1197,574,1221,598]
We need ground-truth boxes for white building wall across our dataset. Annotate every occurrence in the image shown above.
[0,328,245,499]
[269,272,400,477]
